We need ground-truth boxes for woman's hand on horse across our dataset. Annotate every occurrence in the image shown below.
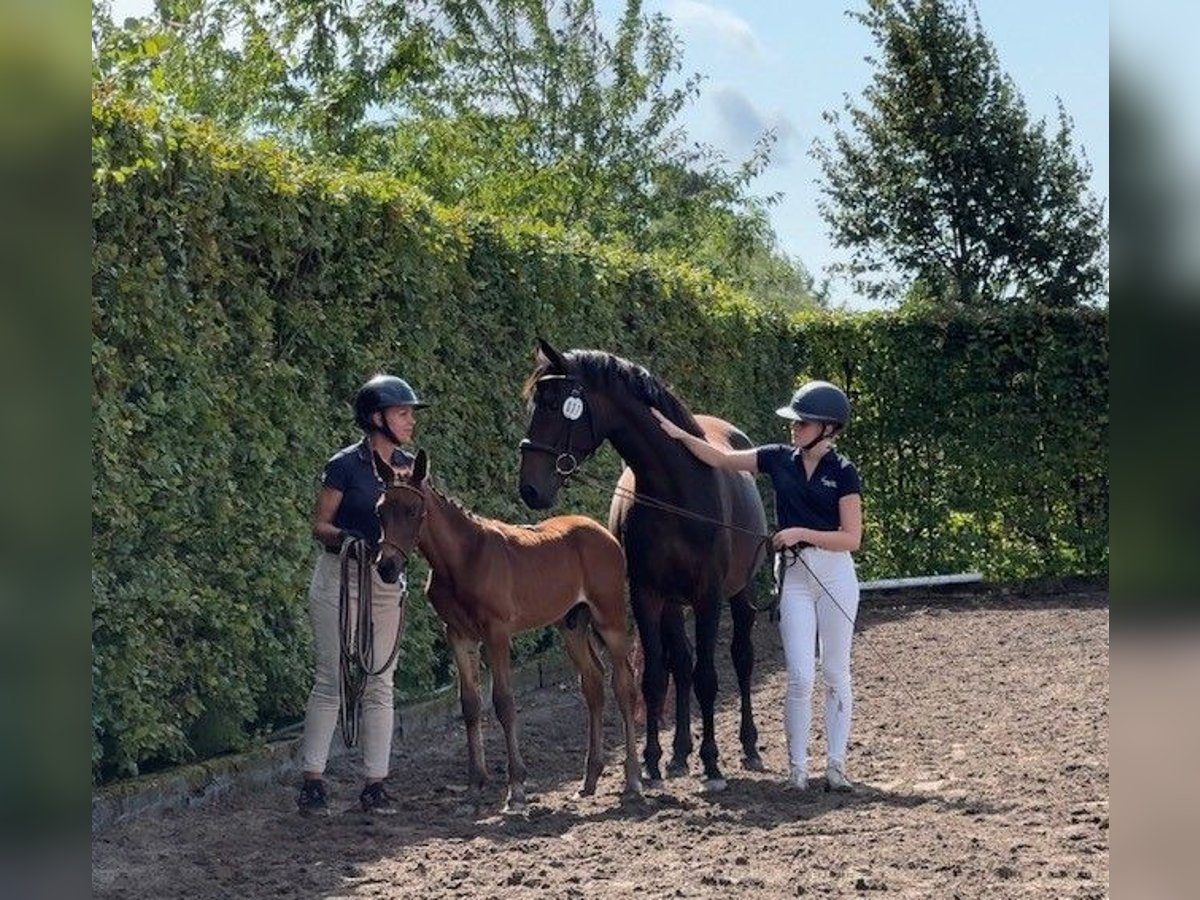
[651,408,686,440]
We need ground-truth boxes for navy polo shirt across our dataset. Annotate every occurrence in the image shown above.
[756,444,862,531]
[321,440,415,547]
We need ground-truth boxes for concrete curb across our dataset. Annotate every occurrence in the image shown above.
[92,648,576,834]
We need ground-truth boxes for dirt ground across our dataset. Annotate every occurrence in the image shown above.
[92,586,1108,899]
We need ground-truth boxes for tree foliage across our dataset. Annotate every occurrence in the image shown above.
[92,97,1106,779]
[92,0,822,309]
[812,0,1107,307]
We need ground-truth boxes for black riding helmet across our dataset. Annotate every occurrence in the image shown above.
[775,380,850,430]
[354,374,428,432]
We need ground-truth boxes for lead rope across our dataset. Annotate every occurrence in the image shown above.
[337,536,407,748]
[566,467,871,646]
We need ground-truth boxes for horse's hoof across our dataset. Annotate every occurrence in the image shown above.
[742,755,766,772]
[700,777,728,793]
[666,761,689,778]
[503,801,528,814]
[644,777,664,790]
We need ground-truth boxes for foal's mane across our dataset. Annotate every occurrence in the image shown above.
[525,349,704,437]
[419,477,542,535]
[425,478,483,524]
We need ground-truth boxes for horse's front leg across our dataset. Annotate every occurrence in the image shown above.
[448,632,488,795]
[693,596,726,791]
[730,589,763,770]
[485,632,527,812]
[661,603,694,777]
[631,583,668,786]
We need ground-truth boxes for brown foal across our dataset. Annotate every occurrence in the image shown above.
[373,449,642,812]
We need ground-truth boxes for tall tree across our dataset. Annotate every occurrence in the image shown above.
[812,0,1107,307]
[92,0,821,308]
[92,0,440,158]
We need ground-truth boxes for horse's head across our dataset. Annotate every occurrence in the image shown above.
[372,448,429,584]
[518,338,603,509]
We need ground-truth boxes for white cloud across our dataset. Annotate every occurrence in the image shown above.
[711,85,797,165]
[666,0,763,58]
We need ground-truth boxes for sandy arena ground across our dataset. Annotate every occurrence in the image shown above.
[92,586,1108,899]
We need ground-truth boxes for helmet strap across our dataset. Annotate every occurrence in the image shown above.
[801,423,836,452]
[371,411,404,447]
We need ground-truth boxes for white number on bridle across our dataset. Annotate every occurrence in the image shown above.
[561,396,584,421]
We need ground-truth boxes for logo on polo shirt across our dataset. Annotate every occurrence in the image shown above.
[820,476,837,489]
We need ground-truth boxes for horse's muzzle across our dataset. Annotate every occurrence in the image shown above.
[377,556,402,584]
[519,482,553,509]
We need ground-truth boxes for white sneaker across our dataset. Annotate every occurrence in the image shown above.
[825,760,852,792]
[784,765,808,791]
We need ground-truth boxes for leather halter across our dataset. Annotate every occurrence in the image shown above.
[517,374,597,477]
[377,481,427,562]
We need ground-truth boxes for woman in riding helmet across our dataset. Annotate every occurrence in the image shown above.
[296,374,428,816]
[654,380,863,793]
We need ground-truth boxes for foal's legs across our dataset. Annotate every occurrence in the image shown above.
[484,632,527,812]
[590,615,644,799]
[448,631,488,794]
[693,596,726,790]
[730,588,763,770]
[661,604,695,777]
[559,620,606,796]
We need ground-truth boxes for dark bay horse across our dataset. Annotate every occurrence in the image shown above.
[517,339,768,791]
[372,449,642,811]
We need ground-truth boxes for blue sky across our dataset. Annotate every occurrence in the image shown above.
[108,0,1110,309]
[613,0,1110,309]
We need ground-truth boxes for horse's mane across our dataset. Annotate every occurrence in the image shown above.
[525,349,704,437]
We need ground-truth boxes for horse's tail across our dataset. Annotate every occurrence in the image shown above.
[565,602,607,669]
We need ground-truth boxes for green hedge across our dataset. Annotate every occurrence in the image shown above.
[91,98,1108,783]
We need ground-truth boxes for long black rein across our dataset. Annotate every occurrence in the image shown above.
[562,463,925,707]
[337,535,407,748]
[563,463,803,615]
[520,378,919,702]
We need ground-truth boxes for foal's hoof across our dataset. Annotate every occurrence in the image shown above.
[742,755,766,772]
[503,800,528,815]
[700,777,728,794]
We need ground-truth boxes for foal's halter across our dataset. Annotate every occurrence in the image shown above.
[377,481,428,564]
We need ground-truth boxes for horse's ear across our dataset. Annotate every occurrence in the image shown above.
[412,448,429,484]
[372,450,395,485]
[536,337,567,373]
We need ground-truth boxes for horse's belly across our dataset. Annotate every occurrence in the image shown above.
[626,542,723,599]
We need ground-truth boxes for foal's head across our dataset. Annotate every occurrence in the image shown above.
[372,448,429,584]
